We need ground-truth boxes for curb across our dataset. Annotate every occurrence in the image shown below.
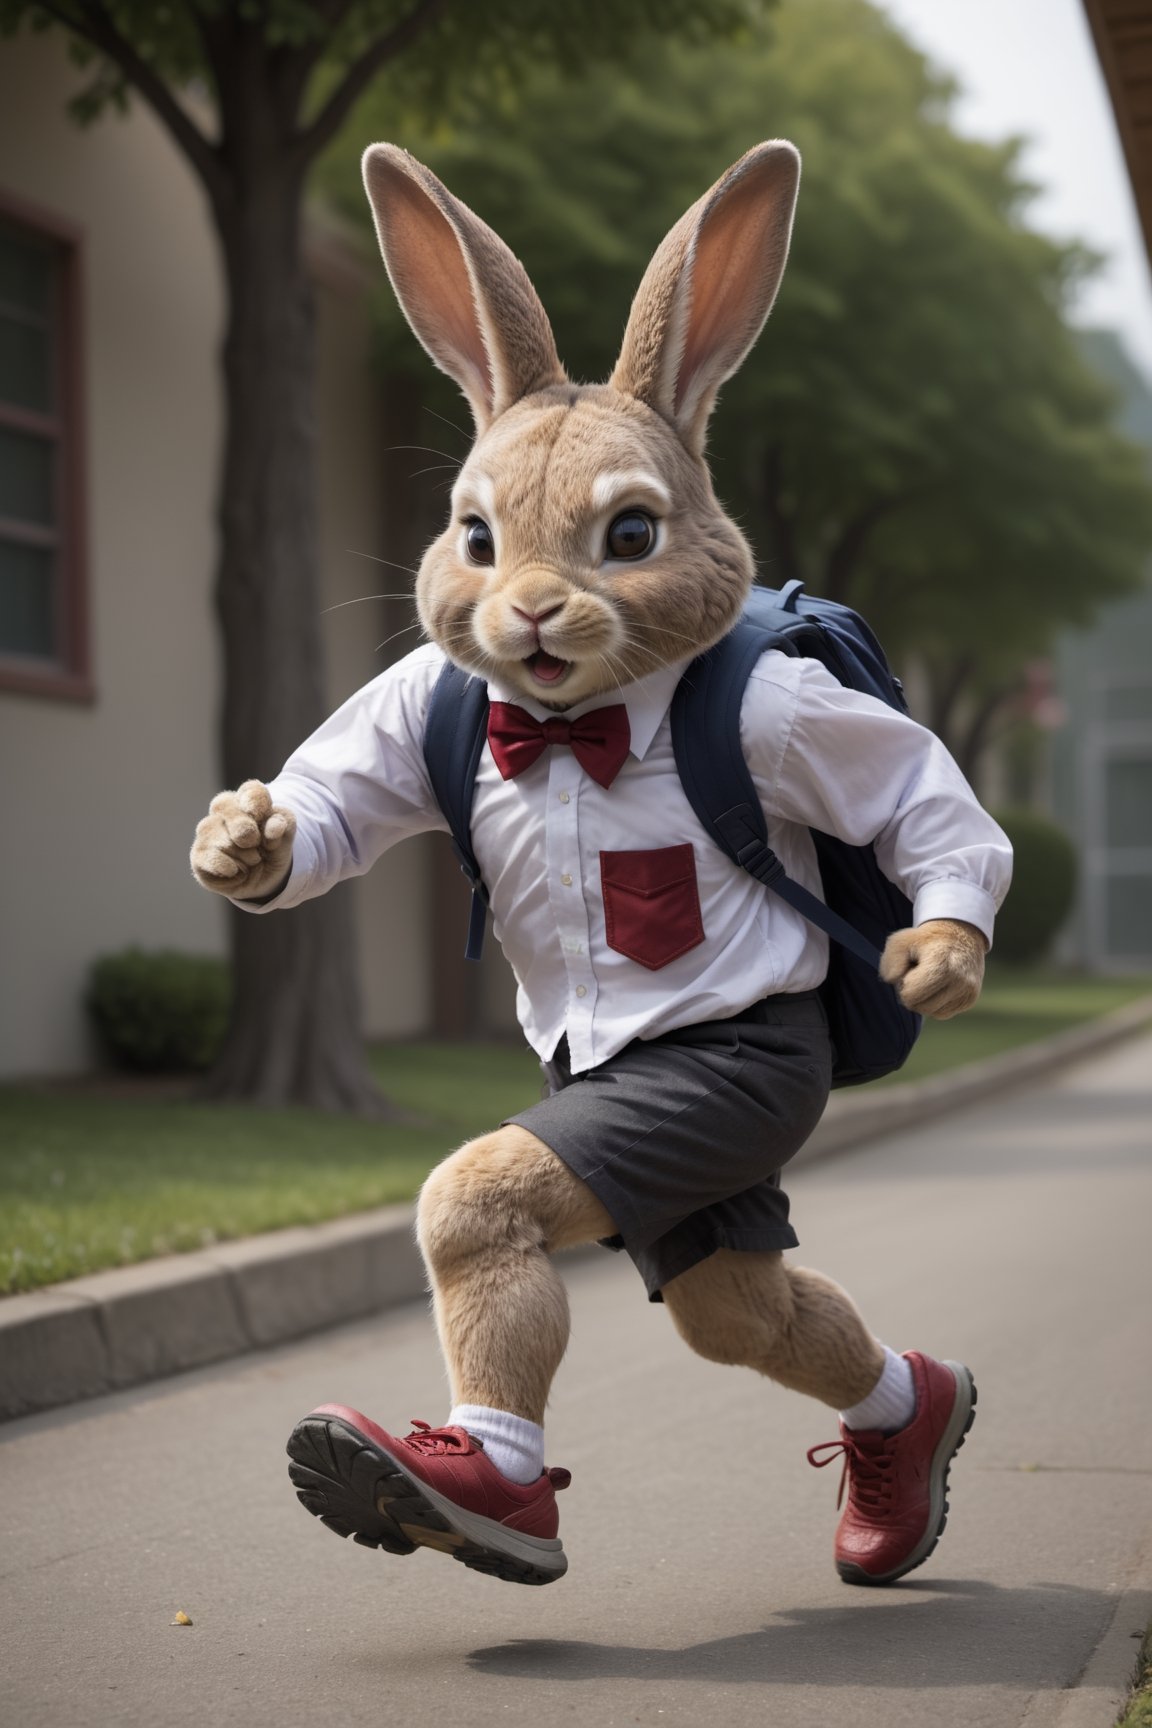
[1018,1548,1152,1728]
[0,1204,425,1423]
[3,996,1150,1425]
[799,992,1152,1162]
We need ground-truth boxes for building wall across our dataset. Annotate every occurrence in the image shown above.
[1051,333,1152,972]
[1053,585,1152,970]
[0,33,430,1074]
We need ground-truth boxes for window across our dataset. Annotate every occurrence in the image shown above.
[0,195,90,699]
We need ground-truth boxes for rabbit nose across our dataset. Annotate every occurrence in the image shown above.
[513,602,565,624]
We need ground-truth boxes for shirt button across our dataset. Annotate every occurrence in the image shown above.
[558,792,570,805]
[575,985,587,998]
[560,873,573,887]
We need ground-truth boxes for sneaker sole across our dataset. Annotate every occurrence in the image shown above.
[837,1361,978,1588]
[286,1413,568,1587]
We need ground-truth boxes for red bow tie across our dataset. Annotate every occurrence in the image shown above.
[487,701,631,789]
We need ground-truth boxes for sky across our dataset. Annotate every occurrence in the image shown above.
[878,0,1152,380]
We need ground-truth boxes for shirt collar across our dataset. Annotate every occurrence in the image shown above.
[486,657,693,762]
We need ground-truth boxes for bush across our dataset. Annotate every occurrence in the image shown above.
[991,810,1078,965]
[86,949,231,1072]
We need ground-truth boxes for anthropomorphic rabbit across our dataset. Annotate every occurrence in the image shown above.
[190,142,1011,1589]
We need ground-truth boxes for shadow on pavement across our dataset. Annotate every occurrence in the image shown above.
[466,1577,1115,1689]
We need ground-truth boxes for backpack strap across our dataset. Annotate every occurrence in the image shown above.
[670,619,884,971]
[423,659,491,961]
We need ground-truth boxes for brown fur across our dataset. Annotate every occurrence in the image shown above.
[880,919,987,1019]
[361,146,565,428]
[612,145,801,452]
[416,1131,883,1420]
[662,1249,885,1409]
[359,141,801,711]
[416,1127,615,1423]
[417,388,754,707]
[189,779,296,899]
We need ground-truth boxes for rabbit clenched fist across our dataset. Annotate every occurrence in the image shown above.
[880,918,987,1020]
[190,779,296,902]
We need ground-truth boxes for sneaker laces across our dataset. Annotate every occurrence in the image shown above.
[807,1434,896,1513]
[402,1419,476,1456]
[402,1420,572,1490]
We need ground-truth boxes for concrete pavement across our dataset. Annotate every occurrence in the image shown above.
[1,1033,1150,1726]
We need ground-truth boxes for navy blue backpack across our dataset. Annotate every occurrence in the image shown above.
[423,580,921,1087]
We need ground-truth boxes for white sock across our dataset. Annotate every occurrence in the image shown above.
[448,1404,545,1484]
[839,1345,916,1434]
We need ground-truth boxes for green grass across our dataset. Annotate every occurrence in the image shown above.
[0,1042,540,1296]
[1118,1625,1152,1728]
[878,968,1152,1087]
[1,971,1149,1297]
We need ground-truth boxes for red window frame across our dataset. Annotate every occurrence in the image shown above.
[0,189,92,702]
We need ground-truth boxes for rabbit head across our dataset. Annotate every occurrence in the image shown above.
[362,141,800,708]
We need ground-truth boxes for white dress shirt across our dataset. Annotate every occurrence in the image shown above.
[244,641,1012,1073]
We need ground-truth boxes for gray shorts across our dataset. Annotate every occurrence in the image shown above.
[506,991,833,1301]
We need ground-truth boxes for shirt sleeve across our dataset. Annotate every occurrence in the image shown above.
[743,654,1013,946]
[235,644,450,914]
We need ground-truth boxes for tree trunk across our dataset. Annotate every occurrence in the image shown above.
[203,168,386,1114]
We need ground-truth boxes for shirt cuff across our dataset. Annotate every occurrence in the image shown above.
[913,881,998,949]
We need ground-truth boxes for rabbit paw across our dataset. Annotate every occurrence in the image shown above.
[879,920,987,1020]
[190,780,296,901]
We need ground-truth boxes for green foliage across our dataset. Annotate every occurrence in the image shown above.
[321,0,1152,775]
[86,949,231,1073]
[990,811,1079,965]
[0,0,758,134]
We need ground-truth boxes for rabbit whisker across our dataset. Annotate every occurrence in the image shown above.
[322,592,416,615]
[347,551,420,577]
[616,618,704,648]
[374,621,425,653]
[387,444,463,465]
[591,644,636,691]
[423,405,471,442]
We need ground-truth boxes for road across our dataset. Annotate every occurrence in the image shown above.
[2,1033,1151,1728]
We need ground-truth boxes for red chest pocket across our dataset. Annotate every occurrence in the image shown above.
[599,844,705,971]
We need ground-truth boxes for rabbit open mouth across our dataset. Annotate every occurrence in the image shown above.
[525,650,572,687]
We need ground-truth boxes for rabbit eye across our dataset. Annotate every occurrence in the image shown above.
[464,518,495,566]
[606,511,655,560]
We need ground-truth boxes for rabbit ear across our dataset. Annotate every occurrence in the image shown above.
[611,142,800,454]
[362,144,565,431]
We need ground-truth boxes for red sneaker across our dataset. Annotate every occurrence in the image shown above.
[808,1352,977,1586]
[286,1404,570,1586]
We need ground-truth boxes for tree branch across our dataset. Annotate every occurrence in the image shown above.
[822,489,921,605]
[36,0,229,207]
[955,679,1021,788]
[257,0,356,136]
[292,0,449,166]
[176,0,226,104]
[926,650,976,742]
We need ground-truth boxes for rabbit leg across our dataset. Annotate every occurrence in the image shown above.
[662,1248,885,1410]
[416,1126,617,1425]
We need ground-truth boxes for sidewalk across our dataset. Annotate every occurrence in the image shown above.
[2,1028,1150,1727]
[2,993,1150,1423]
